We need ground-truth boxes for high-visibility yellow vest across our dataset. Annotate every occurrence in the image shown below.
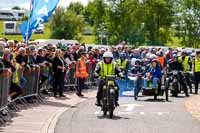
[194,58,200,72]
[12,64,20,84]
[117,59,127,69]
[178,56,190,72]
[99,61,116,78]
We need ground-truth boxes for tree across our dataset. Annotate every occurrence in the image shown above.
[12,6,21,10]
[49,7,84,40]
[173,0,200,48]
[67,2,84,15]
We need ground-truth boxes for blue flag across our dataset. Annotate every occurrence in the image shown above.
[20,0,60,40]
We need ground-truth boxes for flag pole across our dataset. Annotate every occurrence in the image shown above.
[25,0,33,45]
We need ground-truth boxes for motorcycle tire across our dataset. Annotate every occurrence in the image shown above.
[109,108,114,119]
[165,88,169,101]
[154,93,157,100]
[103,110,107,116]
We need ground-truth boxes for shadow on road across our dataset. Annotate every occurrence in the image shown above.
[96,115,130,120]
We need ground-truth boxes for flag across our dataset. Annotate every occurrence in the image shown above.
[20,0,60,40]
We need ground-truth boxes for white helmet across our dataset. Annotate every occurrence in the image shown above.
[191,53,196,57]
[103,51,113,58]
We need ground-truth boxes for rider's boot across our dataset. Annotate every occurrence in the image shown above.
[115,101,119,106]
[95,99,102,106]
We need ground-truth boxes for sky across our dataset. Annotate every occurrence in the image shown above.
[0,0,91,10]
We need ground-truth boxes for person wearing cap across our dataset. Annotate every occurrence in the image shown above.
[76,51,88,97]
[167,54,189,97]
[178,51,193,93]
[193,50,200,94]
[94,51,122,106]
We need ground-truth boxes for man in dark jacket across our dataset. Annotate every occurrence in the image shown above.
[168,55,189,96]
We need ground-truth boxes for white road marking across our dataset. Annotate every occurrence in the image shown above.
[157,112,163,116]
[125,104,135,112]
[122,103,143,112]
[140,112,145,115]
[94,111,101,115]
[151,111,170,116]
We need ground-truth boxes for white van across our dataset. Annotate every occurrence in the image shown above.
[4,21,21,34]
[0,10,25,21]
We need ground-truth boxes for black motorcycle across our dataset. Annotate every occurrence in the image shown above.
[101,75,118,119]
[167,70,181,97]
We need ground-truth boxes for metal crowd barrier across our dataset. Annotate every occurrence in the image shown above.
[39,66,50,92]
[86,62,96,89]
[64,64,77,89]
[22,66,40,98]
[0,69,11,111]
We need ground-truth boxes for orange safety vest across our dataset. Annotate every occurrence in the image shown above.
[76,58,88,78]
[158,56,165,68]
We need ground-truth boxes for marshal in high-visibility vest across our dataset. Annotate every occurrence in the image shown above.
[76,58,88,78]
[116,59,128,70]
[194,58,200,72]
[178,56,190,72]
[99,61,116,78]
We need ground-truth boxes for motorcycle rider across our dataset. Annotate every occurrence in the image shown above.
[116,53,129,77]
[129,59,144,100]
[94,51,122,106]
[193,50,200,94]
[178,51,193,93]
[143,59,162,90]
[168,55,189,97]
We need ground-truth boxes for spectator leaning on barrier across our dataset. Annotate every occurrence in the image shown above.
[76,51,88,97]
[16,47,29,68]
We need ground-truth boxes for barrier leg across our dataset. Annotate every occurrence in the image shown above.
[19,98,29,108]
[6,107,14,117]
[0,112,9,122]
[0,117,5,124]
[35,95,44,103]
[8,102,19,112]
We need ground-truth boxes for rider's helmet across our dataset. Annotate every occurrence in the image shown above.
[156,51,163,57]
[196,50,200,55]
[120,52,126,59]
[182,50,187,56]
[135,59,142,66]
[191,53,196,58]
[172,51,177,55]
[103,51,113,64]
